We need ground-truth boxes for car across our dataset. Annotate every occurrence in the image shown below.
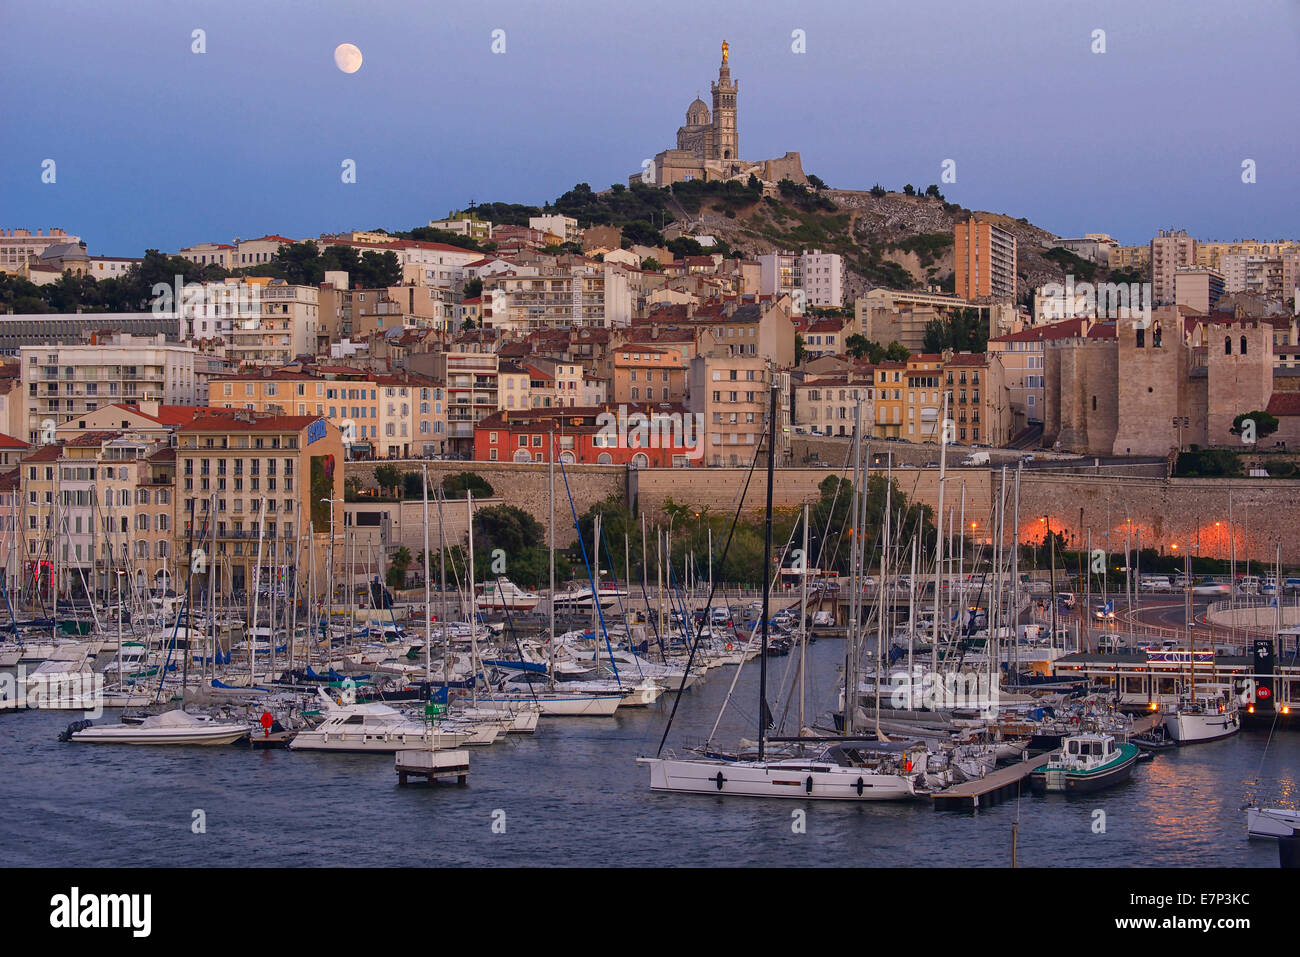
[1192,580,1229,596]
[1057,592,1077,608]
[962,451,990,466]
[1093,603,1116,621]
[1020,453,1035,462]
[812,610,835,627]
[1097,634,1129,654]
[923,461,940,468]
[1139,576,1171,592]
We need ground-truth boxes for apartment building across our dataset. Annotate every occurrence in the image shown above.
[428,215,493,241]
[1174,267,1225,314]
[175,412,344,595]
[481,263,633,331]
[954,217,1017,302]
[793,371,873,436]
[611,346,688,405]
[226,281,319,366]
[1150,229,1197,305]
[1219,253,1284,299]
[474,403,697,467]
[687,353,788,466]
[21,333,198,445]
[758,250,843,309]
[528,215,581,244]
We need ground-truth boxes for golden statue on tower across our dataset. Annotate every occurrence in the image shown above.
[721,40,728,63]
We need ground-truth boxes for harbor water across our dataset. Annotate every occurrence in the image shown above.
[1,637,1293,867]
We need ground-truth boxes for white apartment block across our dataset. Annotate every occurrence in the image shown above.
[482,264,632,332]
[758,249,843,310]
[428,217,493,241]
[21,333,198,444]
[529,215,581,244]
[226,282,319,366]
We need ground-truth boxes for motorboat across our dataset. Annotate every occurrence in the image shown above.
[476,579,541,612]
[64,709,252,746]
[1029,733,1140,793]
[289,689,472,752]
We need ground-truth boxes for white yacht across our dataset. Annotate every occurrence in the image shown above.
[1164,686,1241,745]
[476,579,541,612]
[67,709,252,746]
[1246,806,1300,839]
[638,745,925,802]
[290,690,473,752]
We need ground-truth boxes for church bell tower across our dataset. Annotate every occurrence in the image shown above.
[711,41,738,162]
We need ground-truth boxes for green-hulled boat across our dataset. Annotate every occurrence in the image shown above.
[1029,733,1140,794]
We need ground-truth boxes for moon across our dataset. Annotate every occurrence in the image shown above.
[333,43,363,74]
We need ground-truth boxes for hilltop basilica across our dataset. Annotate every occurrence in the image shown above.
[632,42,807,188]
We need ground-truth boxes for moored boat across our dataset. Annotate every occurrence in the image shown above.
[1029,732,1139,793]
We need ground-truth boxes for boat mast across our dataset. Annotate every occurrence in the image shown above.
[757,382,777,761]
[422,464,431,687]
[798,501,808,735]
[931,391,948,686]
[466,488,479,706]
[845,400,861,735]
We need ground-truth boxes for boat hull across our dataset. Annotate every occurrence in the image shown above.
[71,724,252,746]
[638,757,917,801]
[1029,748,1139,794]
[1247,807,1300,839]
[289,729,470,752]
[475,693,621,717]
[1166,709,1240,744]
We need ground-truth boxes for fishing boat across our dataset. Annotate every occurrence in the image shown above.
[63,709,253,746]
[1029,732,1140,793]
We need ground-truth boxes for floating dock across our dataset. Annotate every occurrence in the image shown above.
[395,748,470,785]
[931,712,1164,810]
[932,751,1053,810]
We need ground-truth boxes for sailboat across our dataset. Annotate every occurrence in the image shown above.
[638,384,926,801]
[1163,554,1240,744]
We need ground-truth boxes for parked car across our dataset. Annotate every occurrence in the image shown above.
[962,451,990,466]
[1021,453,1035,463]
[1097,634,1129,653]
[1139,576,1171,592]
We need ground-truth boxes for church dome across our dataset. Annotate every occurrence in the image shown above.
[686,97,710,125]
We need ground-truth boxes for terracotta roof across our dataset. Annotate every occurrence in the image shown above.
[0,431,28,449]
[25,444,63,462]
[109,403,217,426]
[1266,393,1300,417]
[178,413,322,433]
[944,353,989,367]
[989,318,1088,343]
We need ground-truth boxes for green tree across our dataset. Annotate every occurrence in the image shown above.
[884,341,910,362]
[1231,410,1278,439]
[442,471,494,499]
[795,333,807,365]
[374,465,403,497]
[386,546,413,589]
[462,277,483,298]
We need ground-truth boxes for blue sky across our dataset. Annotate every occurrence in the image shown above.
[4,0,1299,255]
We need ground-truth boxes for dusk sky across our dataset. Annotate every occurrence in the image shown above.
[4,0,1299,255]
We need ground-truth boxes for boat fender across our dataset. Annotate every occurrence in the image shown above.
[714,771,726,791]
[805,775,813,794]
[905,759,913,773]
[855,777,865,796]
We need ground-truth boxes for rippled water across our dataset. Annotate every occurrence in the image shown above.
[1,641,1294,867]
